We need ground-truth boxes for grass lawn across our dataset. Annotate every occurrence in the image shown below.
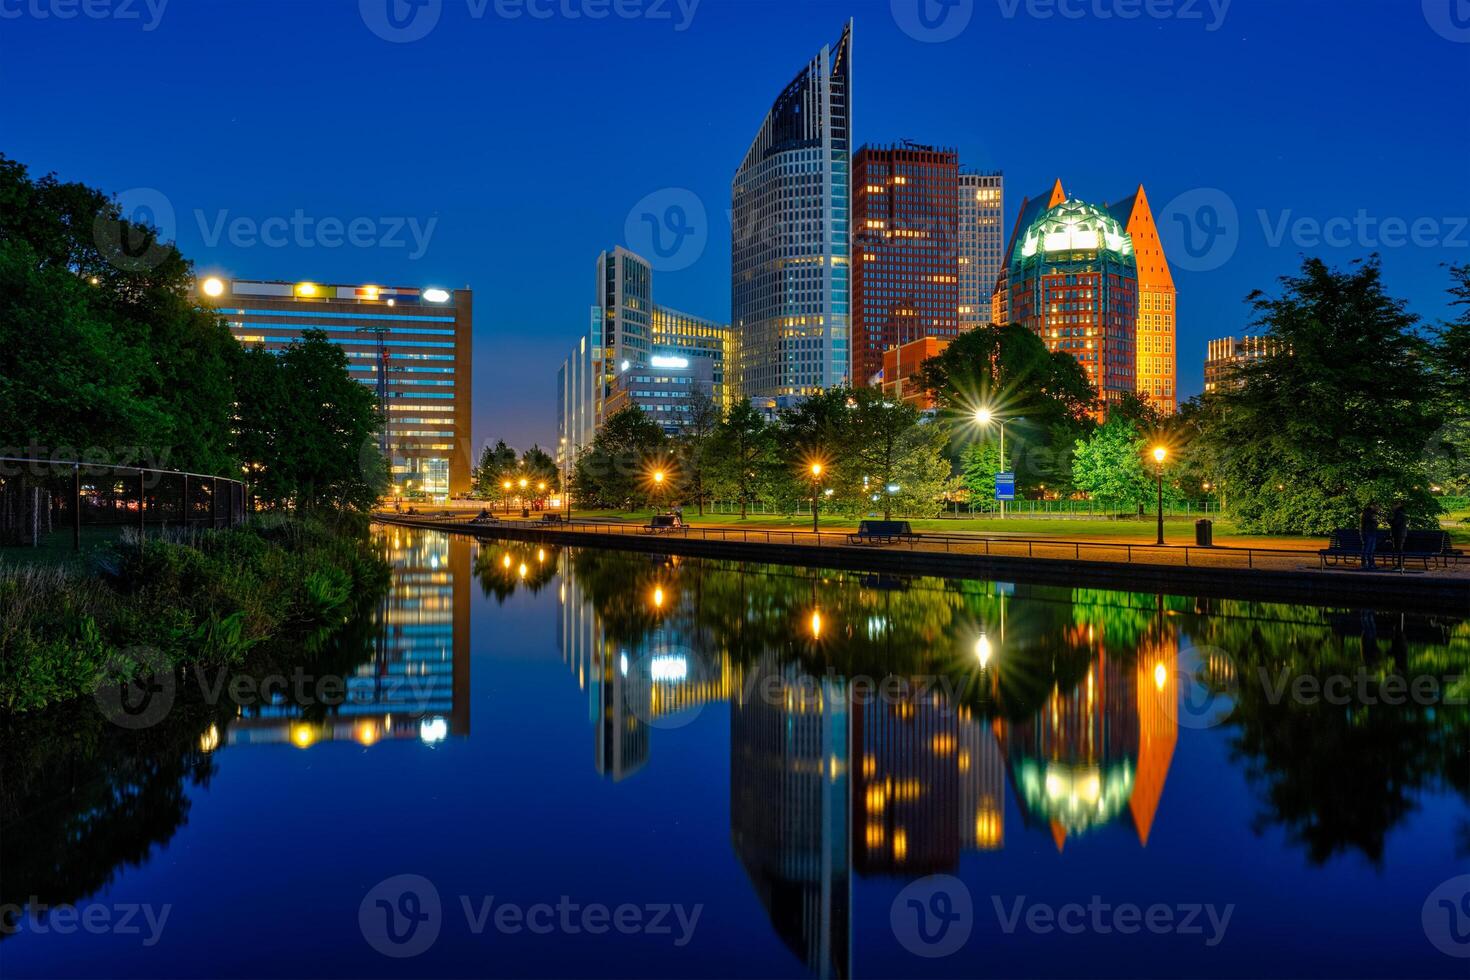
[0,526,126,570]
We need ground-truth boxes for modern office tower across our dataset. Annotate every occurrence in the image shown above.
[999,191,1139,415]
[207,278,472,498]
[1204,335,1279,393]
[880,336,950,408]
[1109,187,1177,412]
[560,249,730,457]
[958,171,1004,330]
[732,20,853,405]
[993,179,1067,327]
[852,143,960,386]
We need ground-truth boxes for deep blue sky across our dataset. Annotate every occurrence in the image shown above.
[4,0,1466,451]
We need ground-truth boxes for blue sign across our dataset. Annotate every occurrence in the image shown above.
[994,472,1016,501]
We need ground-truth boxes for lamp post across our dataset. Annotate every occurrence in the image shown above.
[809,462,823,534]
[502,479,513,515]
[652,469,665,513]
[974,408,1019,520]
[1152,446,1167,546]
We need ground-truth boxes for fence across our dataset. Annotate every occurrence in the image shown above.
[376,511,1328,575]
[706,498,1222,518]
[0,457,248,551]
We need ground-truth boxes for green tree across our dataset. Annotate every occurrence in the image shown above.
[1426,264,1470,494]
[473,440,517,498]
[913,323,1096,491]
[674,391,721,515]
[708,399,776,519]
[519,444,560,497]
[1199,256,1440,533]
[961,441,1002,510]
[844,388,954,519]
[571,406,667,509]
[1072,416,1166,510]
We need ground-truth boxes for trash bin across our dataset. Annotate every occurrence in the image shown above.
[1195,518,1214,547]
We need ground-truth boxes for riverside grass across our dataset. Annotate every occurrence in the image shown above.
[0,515,390,713]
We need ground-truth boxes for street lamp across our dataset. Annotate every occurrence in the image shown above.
[1152,446,1168,546]
[502,479,513,515]
[974,408,1020,520]
[809,462,824,534]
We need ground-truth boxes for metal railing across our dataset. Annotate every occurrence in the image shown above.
[373,511,1333,574]
[0,457,247,551]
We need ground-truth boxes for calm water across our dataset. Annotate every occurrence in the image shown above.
[3,527,1467,978]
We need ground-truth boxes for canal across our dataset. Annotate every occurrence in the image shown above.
[2,526,1466,977]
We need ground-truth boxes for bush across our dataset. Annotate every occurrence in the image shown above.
[0,517,388,713]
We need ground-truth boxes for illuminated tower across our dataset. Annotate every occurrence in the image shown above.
[958,171,1004,330]
[732,21,853,405]
[1109,187,1177,413]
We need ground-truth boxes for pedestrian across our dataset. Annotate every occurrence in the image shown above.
[1359,503,1380,570]
[1389,501,1408,569]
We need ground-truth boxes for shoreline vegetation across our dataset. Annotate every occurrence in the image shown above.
[0,515,389,714]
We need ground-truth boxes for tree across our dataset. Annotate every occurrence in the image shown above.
[571,406,667,509]
[473,440,517,499]
[708,399,775,519]
[1198,256,1440,534]
[519,445,559,497]
[844,388,954,519]
[674,391,721,516]
[961,441,1002,510]
[1072,417,1168,510]
[1426,264,1470,494]
[234,330,385,510]
[912,323,1096,491]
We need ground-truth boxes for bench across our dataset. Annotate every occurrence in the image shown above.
[643,514,684,533]
[1319,528,1461,570]
[540,513,566,524]
[848,520,918,546]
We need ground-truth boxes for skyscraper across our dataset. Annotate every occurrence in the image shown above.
[1109,187,1177,412]
[732,20,852,405]
[1203,335,1279,393]
[958,171,1004,330]
[852,143,959,386]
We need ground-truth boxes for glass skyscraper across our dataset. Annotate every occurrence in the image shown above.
[731,20,852,404]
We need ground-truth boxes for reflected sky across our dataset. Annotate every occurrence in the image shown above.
[2,527,1466,978]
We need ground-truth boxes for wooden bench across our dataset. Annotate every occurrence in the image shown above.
[848,520,918,546]
[1319,528,1461,570]
[643,514,683,534]
[539,513,565,524]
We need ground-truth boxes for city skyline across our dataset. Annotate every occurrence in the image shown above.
[6,2,1464,452]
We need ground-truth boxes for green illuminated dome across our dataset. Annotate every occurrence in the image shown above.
[1016,198,1135,265]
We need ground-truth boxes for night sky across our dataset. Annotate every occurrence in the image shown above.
[4,0,1465,451]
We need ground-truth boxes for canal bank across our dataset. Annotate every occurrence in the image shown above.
[372,514,1470,613]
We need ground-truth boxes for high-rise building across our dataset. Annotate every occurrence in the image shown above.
[995,180,1178,416]
[852,143,960,386]
[559,249,730,458]
[958,171,1004,330]
[1002,196,1139,414]
[732,20,852,405]
[880,336,949,408]
[1109,187,1177,412]
[207,278,472,497]
[1204,335,1279,393]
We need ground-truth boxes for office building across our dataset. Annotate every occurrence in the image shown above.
[1109,187,1177,412]
[852,143,960,386]
[1204,335,1279,393]
[958,171,1004,330]
[559,249,730,461]
[880,337,949,408]
[207,277,472,497]
[732,20,853,404]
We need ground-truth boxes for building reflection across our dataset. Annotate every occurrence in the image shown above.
[555,553,1183,977]
[227,528,471,748]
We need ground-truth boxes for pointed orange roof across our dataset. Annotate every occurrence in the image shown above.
[1109,184,1175,292]
[1050,819,1068,853]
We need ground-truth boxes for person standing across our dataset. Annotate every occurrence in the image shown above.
[1359,503,1380,570]
[1389,502,1409,569]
